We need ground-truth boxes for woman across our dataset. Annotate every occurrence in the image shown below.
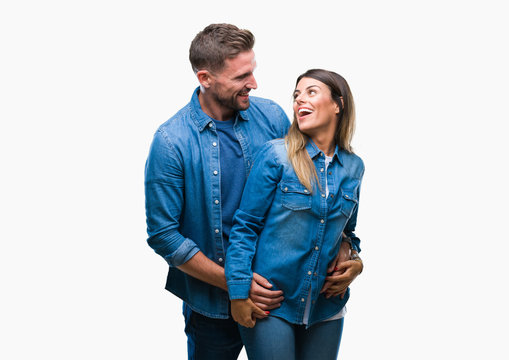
[225,69,364,359]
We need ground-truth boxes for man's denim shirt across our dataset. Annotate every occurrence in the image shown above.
[145,88,290,319]
[225,139,364,326]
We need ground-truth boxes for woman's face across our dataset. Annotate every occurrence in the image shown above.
[293,77,340,139]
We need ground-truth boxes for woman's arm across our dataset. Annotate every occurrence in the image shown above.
[225,141,282,303]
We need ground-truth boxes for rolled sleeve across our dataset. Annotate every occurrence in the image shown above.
[145,129,200,266]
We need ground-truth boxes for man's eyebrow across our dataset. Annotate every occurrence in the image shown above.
[233,72,252,80]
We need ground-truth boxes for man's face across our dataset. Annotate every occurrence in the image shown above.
[209,50,258,112]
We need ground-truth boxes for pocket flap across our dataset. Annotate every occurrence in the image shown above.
[280,181,311,195]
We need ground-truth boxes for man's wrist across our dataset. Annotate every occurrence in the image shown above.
[351,252,363,273]
[342,236,353,250]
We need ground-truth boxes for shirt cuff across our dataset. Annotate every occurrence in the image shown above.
[165,238,200,267]
[227,280,252,300]
[351,237,361,253]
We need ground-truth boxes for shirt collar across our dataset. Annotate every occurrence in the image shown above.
[190,87,249,131]
[305,138,344,166]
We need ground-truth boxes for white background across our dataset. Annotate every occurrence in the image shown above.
[1,0,508,359]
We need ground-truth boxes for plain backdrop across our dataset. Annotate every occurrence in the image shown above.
[1,0,508,359]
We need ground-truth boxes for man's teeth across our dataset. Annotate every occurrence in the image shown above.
[299,108,313,115]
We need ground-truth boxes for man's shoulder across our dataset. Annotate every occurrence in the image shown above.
[242,96,290,136]
[155,103,196,141]
[158,103,192,131]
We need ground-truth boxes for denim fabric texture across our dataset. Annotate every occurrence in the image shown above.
[238,316,344,360]
[144,87,290,318]
[183,303,243,360]
[225,139,364,326]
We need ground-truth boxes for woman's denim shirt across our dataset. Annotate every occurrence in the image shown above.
[225,139,364,326]
[145,88,290,319]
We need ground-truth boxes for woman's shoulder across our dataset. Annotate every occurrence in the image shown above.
[338,150,365,178]
[252,138,287,167]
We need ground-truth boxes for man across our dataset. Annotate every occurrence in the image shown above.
[144,24,356,359]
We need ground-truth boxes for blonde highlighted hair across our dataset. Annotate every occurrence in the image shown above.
[285,69,356,192]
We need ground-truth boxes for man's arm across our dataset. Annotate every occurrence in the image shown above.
[178,252,283,310]
[178,251,228,291]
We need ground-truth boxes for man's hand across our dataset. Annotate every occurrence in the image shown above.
[326,240,352,275]
[321,240,351,297]
[320,259,363,299]
[249,273,284,316]
[231,298,267,328]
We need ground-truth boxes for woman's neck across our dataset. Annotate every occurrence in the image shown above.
[311,135,335,157]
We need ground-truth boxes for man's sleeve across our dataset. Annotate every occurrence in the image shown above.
[144,129,199,266]
[272,101,291,137]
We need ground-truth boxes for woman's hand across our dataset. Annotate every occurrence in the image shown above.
[231,298,268,328]
[320,259,363,299]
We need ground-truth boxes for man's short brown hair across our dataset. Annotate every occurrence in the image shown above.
[189,23,255,74]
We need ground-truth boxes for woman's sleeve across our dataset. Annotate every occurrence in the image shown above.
[344,161,365,253]
[225,142,282,300]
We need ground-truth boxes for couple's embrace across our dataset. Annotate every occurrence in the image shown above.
[145,23,365,360]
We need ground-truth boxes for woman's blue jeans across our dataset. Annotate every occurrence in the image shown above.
[238,316,344,360]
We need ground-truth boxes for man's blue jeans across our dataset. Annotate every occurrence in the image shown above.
[238,316,344,360]
[183,303,243,360]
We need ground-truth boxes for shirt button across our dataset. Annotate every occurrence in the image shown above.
[320,152,324,157]
[218,258,223,262]
[345,194,349,199]
[214,200,219,204]
[321,193,325,198]
[307,271,312,275]
[304,189,308,193]
[320,219,324,223]
[215,229,219,233]
[213,170,218,175]
[212,142,217,147]
[330,194,334,198]
[208,123,213,128]
[320,168,324,172]
[301,298,305,302]
[328,171,332,175]
[315,246,319,251]
[284,187,288,192]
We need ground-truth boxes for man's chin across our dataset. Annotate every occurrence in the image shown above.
[236,99,250,111]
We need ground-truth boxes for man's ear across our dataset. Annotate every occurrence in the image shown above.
[197,70,212,88]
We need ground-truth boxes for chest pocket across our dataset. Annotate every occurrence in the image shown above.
[340,189,358,218]
[280,181,312,211]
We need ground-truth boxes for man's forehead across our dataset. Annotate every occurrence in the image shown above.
[223,51,256,74]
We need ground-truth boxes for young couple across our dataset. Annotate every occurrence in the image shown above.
[145,23,364,360]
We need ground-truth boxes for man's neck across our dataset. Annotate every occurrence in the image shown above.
[198,90,234,121]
